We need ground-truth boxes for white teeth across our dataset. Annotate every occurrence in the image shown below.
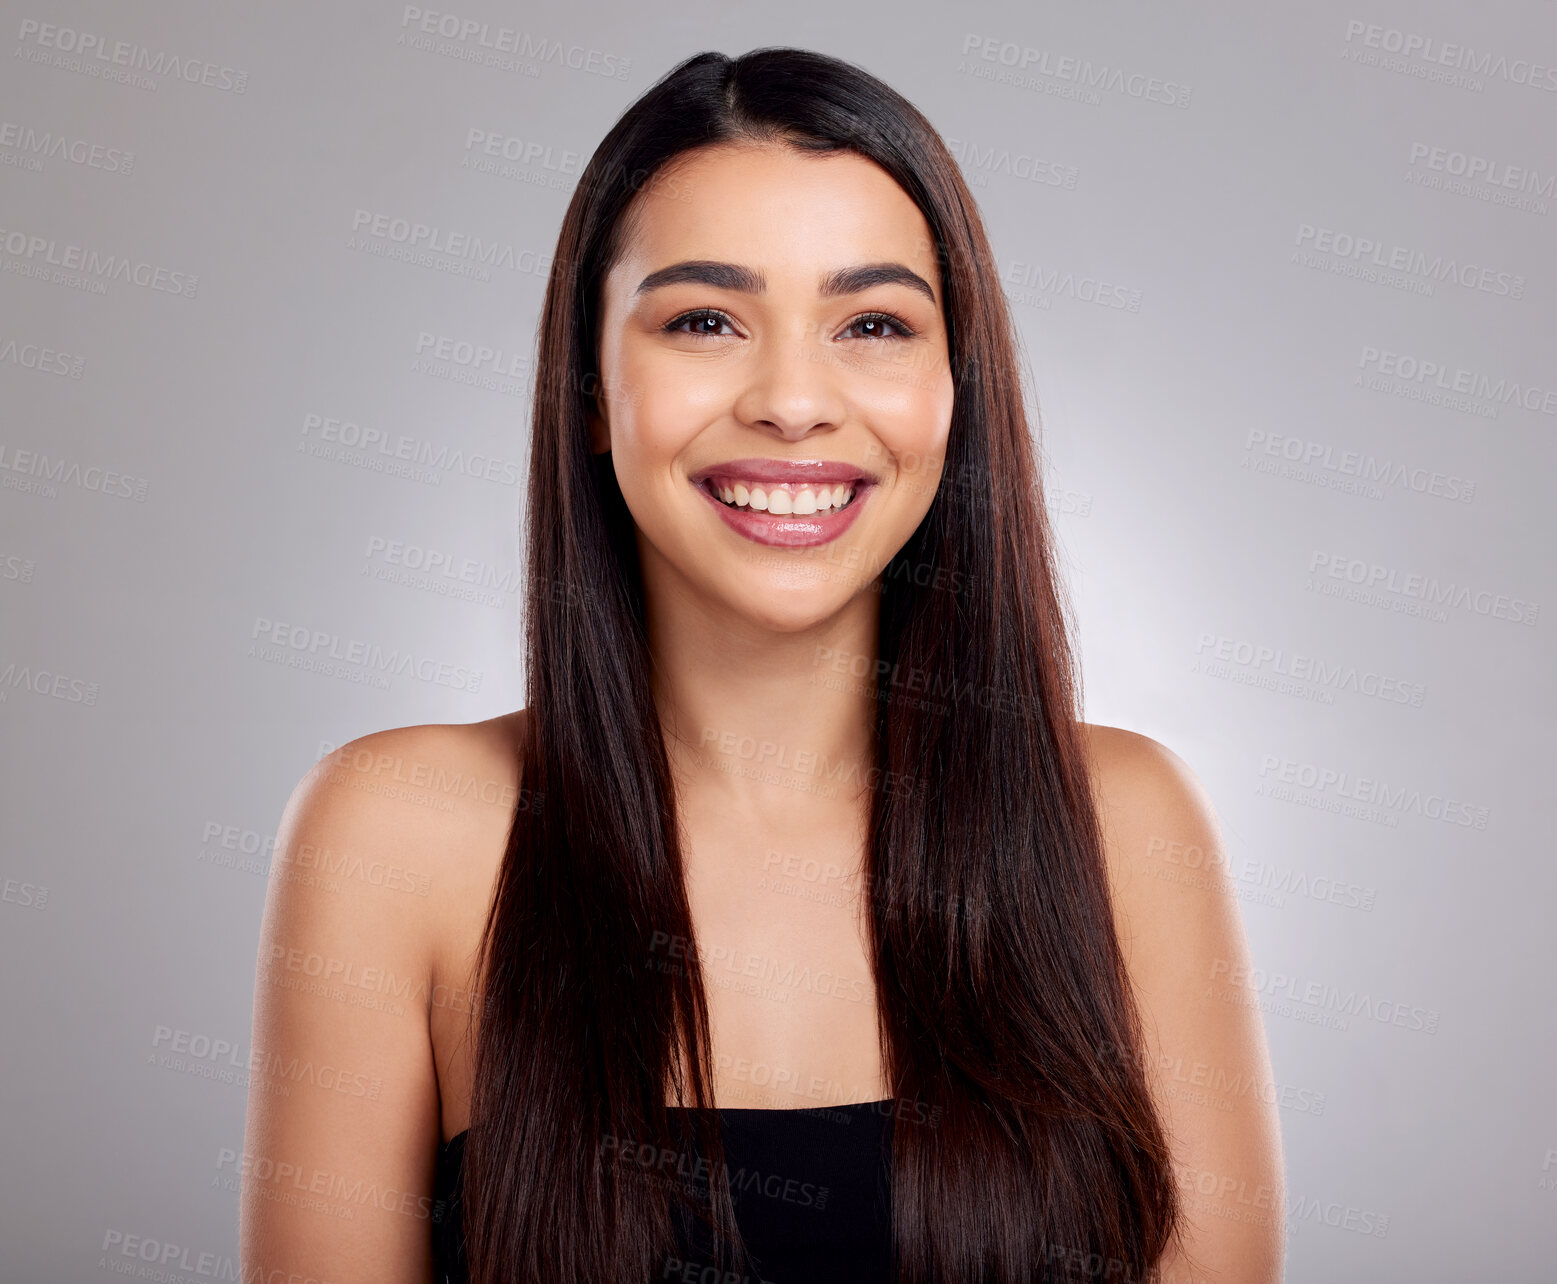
[706,479,861,514]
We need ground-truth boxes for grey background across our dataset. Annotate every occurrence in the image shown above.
[2,1,1553,1279]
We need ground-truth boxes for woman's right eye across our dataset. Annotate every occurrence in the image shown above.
[663,309,737,337]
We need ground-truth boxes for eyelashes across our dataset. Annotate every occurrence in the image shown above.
[662,308,919,341]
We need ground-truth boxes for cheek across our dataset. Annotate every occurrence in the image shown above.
[607,387,705,535]
[610,371,690,467]
[611,345,721,460]
[865,361,953,434]
[866,373,955,497]
[617,398,689,467]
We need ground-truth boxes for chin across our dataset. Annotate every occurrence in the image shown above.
[723,580,864,635]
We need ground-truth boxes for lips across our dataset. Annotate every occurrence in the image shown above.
[687,458,876,486]
[688,457,877,549]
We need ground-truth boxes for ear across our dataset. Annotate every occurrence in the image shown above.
[585,392,610,455]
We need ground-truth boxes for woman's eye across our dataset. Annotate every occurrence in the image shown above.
[665,310,737,337]
[843,312,915,341]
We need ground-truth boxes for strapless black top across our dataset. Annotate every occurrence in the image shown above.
[431,1099,895,1283]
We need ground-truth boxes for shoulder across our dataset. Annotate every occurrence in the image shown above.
[1077,723,1287,1280]
[256,707,528,1013]
[271,708,528,976]
[1077,722,1225,921]
[302,709,528,825]
[303,708,528,814]
[1079,722,1214,835]
[275,710,525,895]
[241,711,527,1274]
[1075,720,1242,996]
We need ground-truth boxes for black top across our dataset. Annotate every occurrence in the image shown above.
[431,1099,895,1283]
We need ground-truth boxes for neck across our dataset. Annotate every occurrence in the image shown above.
[641,561,880,815]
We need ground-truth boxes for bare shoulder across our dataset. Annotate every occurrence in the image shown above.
[1078,723,1222,907]
[1077,722,1287,1284]
[240,710,526,1284]
[306,709,527,899]
[1076,719,1249,1043]
[267,711,526,980]
[1078,722,1207,826]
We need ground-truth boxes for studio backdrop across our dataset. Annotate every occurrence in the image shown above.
[1,2,1552,1280]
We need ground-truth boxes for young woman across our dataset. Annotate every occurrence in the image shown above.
[242,47,1284,1284]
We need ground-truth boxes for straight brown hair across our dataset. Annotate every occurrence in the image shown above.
[462,46,1181,1283]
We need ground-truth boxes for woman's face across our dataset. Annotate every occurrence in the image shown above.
[590,141,954,634]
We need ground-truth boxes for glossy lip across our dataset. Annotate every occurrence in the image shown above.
[688,457,877,549]
[687,457,879,486]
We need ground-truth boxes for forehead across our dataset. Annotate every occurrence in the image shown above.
[610,142,940,293]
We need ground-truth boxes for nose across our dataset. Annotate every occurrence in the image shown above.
[731,326,847,442]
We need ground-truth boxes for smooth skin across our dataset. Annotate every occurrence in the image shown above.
[241,142,1284,1283]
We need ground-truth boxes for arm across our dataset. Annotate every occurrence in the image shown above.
[239,729,448,1284]
[1087,726,1286,1284]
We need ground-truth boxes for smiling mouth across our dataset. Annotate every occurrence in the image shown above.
[698,477,864,515]
[686,460,877,548]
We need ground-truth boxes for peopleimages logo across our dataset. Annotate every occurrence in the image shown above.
[248,617,484,692]
[1294,223,1525,297]
[1308,550,1539,625]
[462,127,583,176]
[1209,959,1440,1034]
[412,331,529,377]
[0,442,150,500]
[1193,632,1426,706]
[397,7,631,79]
[0,121,134,173]
[1357,346,1557,416]
[364,535,520,594]
[1244,429,1476,503]
[348,209,552,280]
[99,1230,238,1278]
[958,33,1193,107]
[944,137,1079,189]
[1408,142,1555,198]
[14,18,250,92]
[1342,20,1557,92]
[0,226,198,297]
[299,412,522,487]
[1256,754,1489,829]
[0,660,99,704]
[1002,258,1142,311]
[0,337,84,378]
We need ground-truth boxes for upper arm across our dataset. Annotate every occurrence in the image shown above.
[239,728,451,1284]
[1087,726,1286,1284]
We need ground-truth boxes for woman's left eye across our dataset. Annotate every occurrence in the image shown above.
[842,312,915,341]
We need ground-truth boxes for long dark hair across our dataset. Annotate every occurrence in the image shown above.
[463,46,1181,1283]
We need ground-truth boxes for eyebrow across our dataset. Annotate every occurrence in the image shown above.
[633,260,937,305]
